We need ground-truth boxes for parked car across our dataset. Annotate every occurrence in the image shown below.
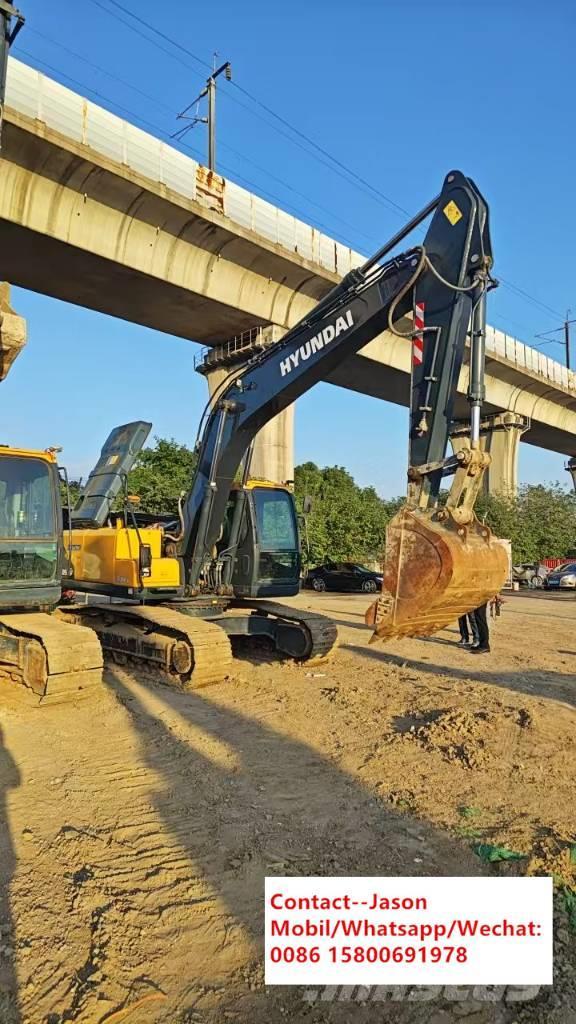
[305,562,383,593]
[543,562,576,590]
[512,562,548,588]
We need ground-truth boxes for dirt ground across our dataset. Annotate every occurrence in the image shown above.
[0,591,575,1024]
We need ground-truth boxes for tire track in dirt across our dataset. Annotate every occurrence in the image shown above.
[0,591,574,1023]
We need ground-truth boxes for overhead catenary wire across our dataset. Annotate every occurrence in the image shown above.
[19,0,569,334]
[21,29,380,247]
[25,26,177,114]
[81,0,569,327]
[497,276,563,321]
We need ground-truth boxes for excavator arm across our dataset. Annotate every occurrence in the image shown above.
[180,170,507,637]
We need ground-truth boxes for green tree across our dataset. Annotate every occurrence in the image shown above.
[294,462,400,566]
[59,478,82,511]
[126,437,197,514]
[476,484,576,562]
[64,430,576,568]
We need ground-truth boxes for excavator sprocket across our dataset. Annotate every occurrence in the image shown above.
[0,612,103,702]
[365,506,509,641]
[60,603,233,688]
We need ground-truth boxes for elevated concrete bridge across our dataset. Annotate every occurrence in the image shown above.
[1,58,575,489]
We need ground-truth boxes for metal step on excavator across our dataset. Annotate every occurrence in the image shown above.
[59,170,508,689]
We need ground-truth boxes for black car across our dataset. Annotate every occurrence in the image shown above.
[305,561,383,594]
[543,562,576,590]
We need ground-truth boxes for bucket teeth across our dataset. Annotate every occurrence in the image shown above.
[366,506,509,642]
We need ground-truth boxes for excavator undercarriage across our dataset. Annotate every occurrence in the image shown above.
[59,599,338,689]
[0,612,103,701]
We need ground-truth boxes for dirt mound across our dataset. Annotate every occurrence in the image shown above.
[389,704,534,770]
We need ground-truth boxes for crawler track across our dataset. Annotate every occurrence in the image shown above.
[60,603,233,688]
[233,600,339,663]
[0,612,103,702]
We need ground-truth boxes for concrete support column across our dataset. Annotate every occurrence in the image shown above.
[566,457,576,492]
[450,412,530,497]
[0,283,27,380]
[196,325,295,485]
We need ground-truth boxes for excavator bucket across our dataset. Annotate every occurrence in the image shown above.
[365,505,509,641]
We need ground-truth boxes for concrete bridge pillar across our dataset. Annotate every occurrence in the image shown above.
[566,457,576,492]
[196,325,295,485]
[450,412,530,497]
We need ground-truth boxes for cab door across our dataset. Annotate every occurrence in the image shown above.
[231,486,301,598]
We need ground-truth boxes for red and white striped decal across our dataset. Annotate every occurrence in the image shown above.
[412,302,425,366]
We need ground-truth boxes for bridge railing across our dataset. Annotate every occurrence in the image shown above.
[485,325,576,392]
[6,58,575,395]
[5,58,363,279]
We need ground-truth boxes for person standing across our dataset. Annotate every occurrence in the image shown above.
[469,601,490,653]
[457,615,468,645]
[458,612,479,647]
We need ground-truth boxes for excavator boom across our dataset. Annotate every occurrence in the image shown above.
[64,170,508,689]
[182,171,507,635]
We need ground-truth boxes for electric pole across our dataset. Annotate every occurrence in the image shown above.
[173,55,232,172]
[535,309,574,370]
[564,311,571,370]
[0,0,24,148]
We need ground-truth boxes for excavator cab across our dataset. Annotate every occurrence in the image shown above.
[222,482,301,598]
[0,447,63,611]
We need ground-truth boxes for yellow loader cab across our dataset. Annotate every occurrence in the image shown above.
[0,445,63,611]
[66,478,301,602]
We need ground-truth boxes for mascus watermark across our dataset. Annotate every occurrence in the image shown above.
[302,984,542,1004]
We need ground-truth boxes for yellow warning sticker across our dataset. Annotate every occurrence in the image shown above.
[443,200,463,225]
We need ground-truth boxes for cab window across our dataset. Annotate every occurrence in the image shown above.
[252,488,297,551]
[0,457,56,538]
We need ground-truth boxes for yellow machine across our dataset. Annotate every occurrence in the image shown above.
[67,477,291,599]
[68,521,181,592]
[0,444,102,699]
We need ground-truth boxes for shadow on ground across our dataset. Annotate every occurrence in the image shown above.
[104,670,498,1024]
[343,644,576,709]
[0,725,20,1024]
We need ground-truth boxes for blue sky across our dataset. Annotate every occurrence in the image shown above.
[5,0,575,493]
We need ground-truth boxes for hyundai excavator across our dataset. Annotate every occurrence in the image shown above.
[60,170,508,687]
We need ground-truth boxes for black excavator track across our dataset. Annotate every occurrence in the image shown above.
[222,601,339,663]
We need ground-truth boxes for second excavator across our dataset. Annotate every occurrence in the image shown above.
[61,170,508,687]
